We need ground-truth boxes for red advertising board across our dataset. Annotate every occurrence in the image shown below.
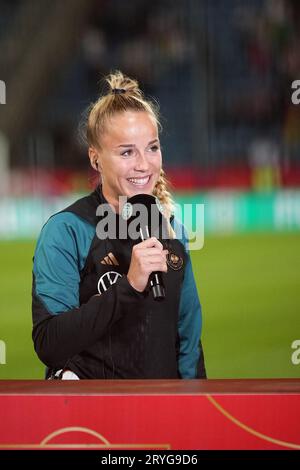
[0,380,299,450]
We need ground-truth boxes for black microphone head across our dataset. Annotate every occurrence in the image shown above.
[122,193,160,213]
[121,193,168,240]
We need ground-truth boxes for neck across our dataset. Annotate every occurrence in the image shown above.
[101,184,119,214]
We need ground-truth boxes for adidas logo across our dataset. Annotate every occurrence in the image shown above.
[100,252,119,266]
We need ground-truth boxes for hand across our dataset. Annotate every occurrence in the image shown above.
[127,237,168,292]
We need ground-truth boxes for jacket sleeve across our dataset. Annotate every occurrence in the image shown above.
[173,218,206,379]
[32,212,146,369]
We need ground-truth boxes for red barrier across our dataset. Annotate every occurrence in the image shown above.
[0,379,299,450]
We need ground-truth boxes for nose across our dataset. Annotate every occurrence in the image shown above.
[134,151,150,172]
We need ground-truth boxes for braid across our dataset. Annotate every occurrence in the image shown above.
[153,169,176,239]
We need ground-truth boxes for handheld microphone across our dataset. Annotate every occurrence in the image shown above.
[121,193,167,301]
[139,223,165,301]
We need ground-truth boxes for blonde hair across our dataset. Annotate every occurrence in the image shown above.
[85,70,175,234]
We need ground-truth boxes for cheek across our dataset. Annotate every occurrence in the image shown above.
[103,155,127,179]
[118,161,134,179]
[99,155,114,177]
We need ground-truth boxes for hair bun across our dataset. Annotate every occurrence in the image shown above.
[106,70,140,97]
[111,88,127,95]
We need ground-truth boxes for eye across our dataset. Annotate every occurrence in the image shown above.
[121,149,133,157]
[149,144,160,152]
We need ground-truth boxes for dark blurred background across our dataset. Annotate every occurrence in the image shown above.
[0,0,299,195]
[0,0,300,379]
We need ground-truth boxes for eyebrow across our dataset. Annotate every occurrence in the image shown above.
[117,139,159,148]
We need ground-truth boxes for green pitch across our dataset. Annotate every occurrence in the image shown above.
[0,232,299,379]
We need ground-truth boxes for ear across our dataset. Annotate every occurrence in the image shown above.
[88,147,102,172]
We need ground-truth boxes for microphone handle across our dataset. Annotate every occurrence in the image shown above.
[149,272,165,301]
[140,226,165,301]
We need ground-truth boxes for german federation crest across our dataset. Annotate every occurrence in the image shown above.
[166,252,183,271]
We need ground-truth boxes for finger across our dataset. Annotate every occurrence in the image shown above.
[146,256,168,267]
[139,252,168,264]
[136,237,163,250]
[144,255,167,264]
[139,248,165,257]
[146,263,168,273]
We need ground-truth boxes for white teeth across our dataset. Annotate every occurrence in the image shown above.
[127,176,150,185]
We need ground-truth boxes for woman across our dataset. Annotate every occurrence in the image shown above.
[32,71,206,379]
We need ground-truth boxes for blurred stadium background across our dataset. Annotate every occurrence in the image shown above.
[0,0,299,379]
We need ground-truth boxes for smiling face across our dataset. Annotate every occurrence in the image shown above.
[89,111,162,212]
